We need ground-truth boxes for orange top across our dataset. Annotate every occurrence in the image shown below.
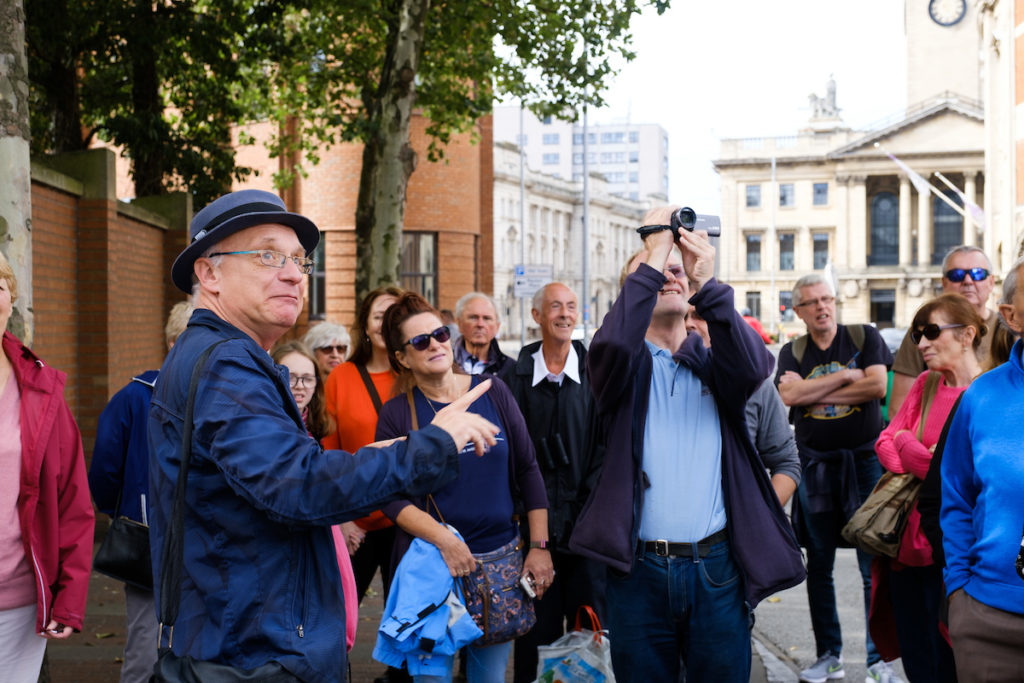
[322,361,397,531]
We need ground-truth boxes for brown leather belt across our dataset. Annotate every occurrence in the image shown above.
[641,528,729,558]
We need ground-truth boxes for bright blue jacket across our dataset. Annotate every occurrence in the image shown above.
[374,527,482,676]
[90,370,158,523]
[148,310,461,682]
[941,339,1024,614]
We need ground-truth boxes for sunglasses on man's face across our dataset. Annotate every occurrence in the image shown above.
[944,267,989,283]
[910,323,965,345]
[404,326,451,351]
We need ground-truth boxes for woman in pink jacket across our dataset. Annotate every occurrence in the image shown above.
[0,252,94,681]
[873,293,984,682]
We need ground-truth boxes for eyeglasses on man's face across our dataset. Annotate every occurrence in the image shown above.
[288,374,317,389]
[910,323,965,345]
[943,267,989,283]
[794,295,835,309]
[404,326,451,351]
[208,249,314,274]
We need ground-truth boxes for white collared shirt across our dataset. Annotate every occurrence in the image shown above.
[531,343,581,387]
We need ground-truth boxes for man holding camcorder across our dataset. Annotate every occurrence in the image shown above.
[569,206,804,682]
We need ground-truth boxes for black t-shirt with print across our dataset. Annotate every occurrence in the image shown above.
[775,324,893,452]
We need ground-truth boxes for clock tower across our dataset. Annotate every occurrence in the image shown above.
[905,0,980,106]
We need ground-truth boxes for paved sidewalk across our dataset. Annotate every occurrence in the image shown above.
[43,543,786,682]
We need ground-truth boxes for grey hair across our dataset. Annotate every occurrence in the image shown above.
[941,245,992,273]
[531,282,576,313]
[165,301,194,348]
[303,321,351,350]
[792,273,834,307]
[455,292,499,321]
[1002,255,1024,304]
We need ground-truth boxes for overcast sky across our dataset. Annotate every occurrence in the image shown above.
[589,1,909,213]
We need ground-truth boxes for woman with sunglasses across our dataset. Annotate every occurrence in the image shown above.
[375,292,550,683]
[872,293,985,682]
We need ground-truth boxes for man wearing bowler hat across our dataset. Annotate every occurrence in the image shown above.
[148,190,499,682]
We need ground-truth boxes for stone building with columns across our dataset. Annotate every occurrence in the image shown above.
[714,1,990,336]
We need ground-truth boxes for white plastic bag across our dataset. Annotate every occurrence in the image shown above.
[536,606,615,683]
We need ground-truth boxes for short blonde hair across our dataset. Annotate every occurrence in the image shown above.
[165,301,193,348]
[0,250,17,303]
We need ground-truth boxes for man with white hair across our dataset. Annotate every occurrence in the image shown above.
[453,291,511,375]
[889,245,998,418]
[148,189,499,681]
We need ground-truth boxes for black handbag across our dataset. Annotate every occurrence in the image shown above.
[150,341,300,683]
[93,515,152,590]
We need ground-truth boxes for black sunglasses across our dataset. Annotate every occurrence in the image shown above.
[403,326,451,351]
[910,323,965,345]
[944,267,989,283]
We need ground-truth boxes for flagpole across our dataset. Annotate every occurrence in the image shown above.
[934,171,983,233]
[875,143,972,226]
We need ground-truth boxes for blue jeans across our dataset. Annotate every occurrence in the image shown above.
[413,641,512,683]
[605,540,751,683]
[799,455,881,665]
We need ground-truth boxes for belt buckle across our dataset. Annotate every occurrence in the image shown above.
[654,539,670,557]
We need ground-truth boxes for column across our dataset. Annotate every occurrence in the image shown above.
[849,175,868,269]
[963,171,977,247]
[898,175,912,266]
[917,186,932,266]
[835,175,850,272]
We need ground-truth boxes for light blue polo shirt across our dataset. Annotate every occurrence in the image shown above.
[638,340,726,543]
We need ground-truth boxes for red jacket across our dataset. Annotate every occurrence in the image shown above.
[3,331,94,632]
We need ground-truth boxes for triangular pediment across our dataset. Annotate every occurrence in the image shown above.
[828,95,983,159]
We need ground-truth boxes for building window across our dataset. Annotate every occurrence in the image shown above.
[600,151,625,164]
[516,134,528,146]
[572,153,582,164]
[600,131,625,144]
[628,131,639,143]
[779,183,795,207]
[779,291,794,321]
[629,192,639,200]
[401,232,437,305]
[573,133,583,145]
[746,185,761,208]
[542,153,559,165]
[870,289,896,327]
[779,233,795,270]
[813,233,829,269]
[307,231,327,320]
[746,234,762,271]
[813,182,829,206]
[869,192,899,266]
[629,151,639,163]
[542,133,559,145]
[606,171,625,183]
[628,172,638,183]
[746,291,762,319]
[932,191,964,265]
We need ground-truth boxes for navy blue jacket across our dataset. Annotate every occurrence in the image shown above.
[569,266,805,607]
[90,370,158,523]
[148,310,461,683]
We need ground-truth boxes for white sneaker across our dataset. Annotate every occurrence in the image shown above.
[865,660,905,683]
[800,653,845,682]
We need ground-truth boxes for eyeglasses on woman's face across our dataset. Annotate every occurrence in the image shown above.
[317,345,347,355]
[288,374,317,389]
[911,323,965,345]
[403,326,451,351]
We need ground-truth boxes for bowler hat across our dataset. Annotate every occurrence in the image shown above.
[171,189,320,293]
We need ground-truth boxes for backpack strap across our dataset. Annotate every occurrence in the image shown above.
[916,371,942,442]
[848,323,866,353]
[792,324,866,365]
[792,335,809,364]
[357,363,383,414]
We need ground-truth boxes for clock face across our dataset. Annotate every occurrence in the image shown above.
[929,0,966,26]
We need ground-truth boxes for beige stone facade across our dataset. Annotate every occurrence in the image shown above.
[714,2,996,338]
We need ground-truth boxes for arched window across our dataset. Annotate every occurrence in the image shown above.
[869,192,899,266]
[932,190,963,265]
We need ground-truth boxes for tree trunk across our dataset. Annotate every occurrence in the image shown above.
[129,0,165,197]
[0,0,34,343]
[353,0,430,304]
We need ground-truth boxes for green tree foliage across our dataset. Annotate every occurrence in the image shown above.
[25,0,667,296]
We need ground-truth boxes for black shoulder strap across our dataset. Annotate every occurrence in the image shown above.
[157,339,230,646]
[357,363,383,414]
[849,324,866,352]
[792,324,866,364]
[792,335,809,364]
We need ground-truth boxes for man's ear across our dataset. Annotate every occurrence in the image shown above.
[194,258,221,294]
[999,304,1022,334]
[531,308,542,326]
